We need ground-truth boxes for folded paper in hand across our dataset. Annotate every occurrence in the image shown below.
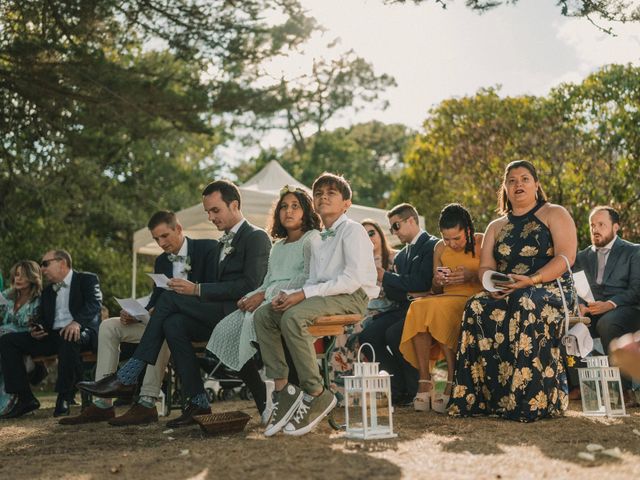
[572,271,595,303]
[147,273,170,290]
[115,297,150,324]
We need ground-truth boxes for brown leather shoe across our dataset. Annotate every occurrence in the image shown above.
[166,404,211,428]
[58,404,115,425]
[108,403,158,426]
[76,373,136,398]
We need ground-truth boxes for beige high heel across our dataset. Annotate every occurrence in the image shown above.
[432,381,453,414]
[413,379,433,412]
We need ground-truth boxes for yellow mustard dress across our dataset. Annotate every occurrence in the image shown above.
[399,246,482,366]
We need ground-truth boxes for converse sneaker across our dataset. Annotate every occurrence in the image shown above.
[264,384,303,437]
[283,388,336,436]
[261,380,276,426]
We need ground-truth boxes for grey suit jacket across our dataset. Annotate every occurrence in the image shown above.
[574,236,640,309]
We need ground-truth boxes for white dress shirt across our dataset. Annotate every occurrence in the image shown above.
[302,214,380,299]
[172,239,189,280]
[53,270,74,330]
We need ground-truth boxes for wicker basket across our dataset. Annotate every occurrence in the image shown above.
[193,411,251,435]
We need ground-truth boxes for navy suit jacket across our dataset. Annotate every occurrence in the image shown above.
[200,221,271,316]
[146,237,218,311]
[382,231,439,308]
[574,236,640,310]
[41,271,102,334]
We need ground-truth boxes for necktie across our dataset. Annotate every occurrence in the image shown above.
[596,247,610,284]
[406,244,412,262]
[53,281,66,292]
[167,254,186,263]
[320,228,335,241]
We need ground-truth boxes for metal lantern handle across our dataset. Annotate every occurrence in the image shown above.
[357,342,376,363]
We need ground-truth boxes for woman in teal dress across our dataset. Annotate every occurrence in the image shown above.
[449,161,577,422]
[207,186,320,407]
[0,260,43,414]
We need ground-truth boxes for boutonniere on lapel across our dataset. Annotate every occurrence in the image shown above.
[182,256,192,275]
[220,231,236,258]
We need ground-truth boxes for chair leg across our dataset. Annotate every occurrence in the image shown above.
[321,336,344,431]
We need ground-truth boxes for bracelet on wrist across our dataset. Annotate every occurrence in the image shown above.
[530,273,542,285]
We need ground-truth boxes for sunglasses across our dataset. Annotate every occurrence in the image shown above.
[366,229,376,238]
[389,218,409,234]
[40,258,61,268]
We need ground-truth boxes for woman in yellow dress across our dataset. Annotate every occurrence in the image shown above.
[399,204,483,413]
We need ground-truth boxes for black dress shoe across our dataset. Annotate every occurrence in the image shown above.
[1,397,40,419]
[53,396,70,417]
[166,404,211,428]
[392,393,413,407]
[76,373,136,398]
[28,363,49,386]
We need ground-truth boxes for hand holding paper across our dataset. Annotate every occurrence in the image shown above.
[115,297,150,323]
[147,273,171,290]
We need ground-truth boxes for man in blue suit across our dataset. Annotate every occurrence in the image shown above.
[65,211,217,426]
[573,205,640,405]
[0,250,102,418]
[359,203,438,405]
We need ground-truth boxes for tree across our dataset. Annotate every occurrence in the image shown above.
[393,64,640,245]
[235,121,416,208]
[387,0,640,31]
[0,1,316,308]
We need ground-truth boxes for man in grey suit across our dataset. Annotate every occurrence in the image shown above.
[573,205,640,404]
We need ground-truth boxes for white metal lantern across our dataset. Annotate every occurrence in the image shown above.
[342,343,397,440]
[578,356,626,417]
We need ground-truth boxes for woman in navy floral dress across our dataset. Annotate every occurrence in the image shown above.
[449,161,577,422]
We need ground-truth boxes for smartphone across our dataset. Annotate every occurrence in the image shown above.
[437,266,451,274]
[490,272,515,284]
[32,323,45,332]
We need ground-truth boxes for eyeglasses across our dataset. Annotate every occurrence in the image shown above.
[389,218,409,234]
[40,258,61,268]
[366,230,376,238]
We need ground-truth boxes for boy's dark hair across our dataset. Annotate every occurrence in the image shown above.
[147,211,178,230]
[311,173,352,200]
[269,188,320,239]
[202,179,242,209]
[387,203,419,223]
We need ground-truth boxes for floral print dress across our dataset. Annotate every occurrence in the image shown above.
[449,202,573,422]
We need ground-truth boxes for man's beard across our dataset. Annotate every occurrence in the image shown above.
[592,230,615,248]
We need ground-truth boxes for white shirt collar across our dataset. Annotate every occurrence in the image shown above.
[61,269,73,287]
[410,230,425,246]
[324,213,348,231]
[176,238,188,257]
[591,236,617,252]
[228,218,246,235]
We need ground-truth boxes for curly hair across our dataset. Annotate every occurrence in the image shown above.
[269,188,320,239]
[8,260,42,302]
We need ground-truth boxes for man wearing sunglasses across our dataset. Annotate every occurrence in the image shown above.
[0,250,102,419]
[359,203,438,406]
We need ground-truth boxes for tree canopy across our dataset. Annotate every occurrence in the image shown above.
[392,64,640,245]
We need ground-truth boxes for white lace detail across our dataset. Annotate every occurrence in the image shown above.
[291,401,310,424]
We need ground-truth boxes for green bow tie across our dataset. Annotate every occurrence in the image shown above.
[53,281,67,292]
[320,228,336,241]
[167,254,187,263]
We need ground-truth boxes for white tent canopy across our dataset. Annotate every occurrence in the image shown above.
[130,160,415,296]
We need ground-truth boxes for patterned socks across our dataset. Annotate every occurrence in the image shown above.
[191,392,209,409]
[94,398,113,409]
[138,395,155,409]
[116,358,145,385]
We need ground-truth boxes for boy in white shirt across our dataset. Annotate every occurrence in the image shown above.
[254,173,379,436]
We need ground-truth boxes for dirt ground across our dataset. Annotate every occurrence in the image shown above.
[1,394,639,480]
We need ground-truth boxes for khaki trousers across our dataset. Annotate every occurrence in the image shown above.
[254,289,368,394]
[96,317,170,398]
